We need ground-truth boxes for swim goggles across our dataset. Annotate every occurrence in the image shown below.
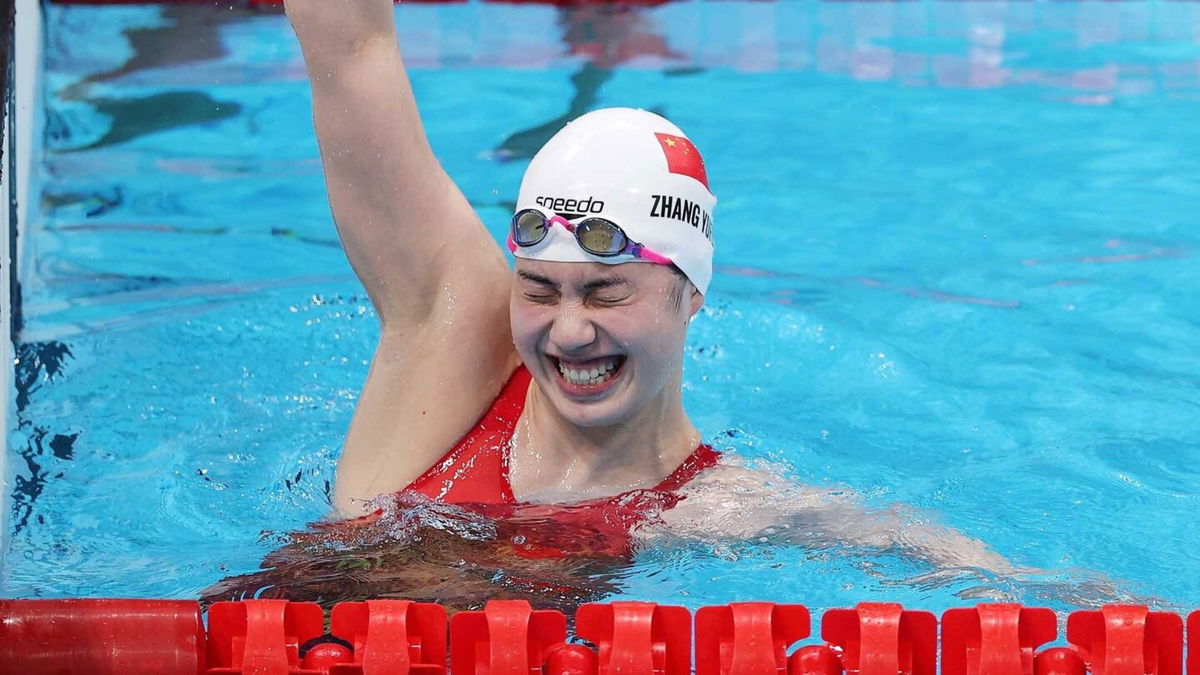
[507,208,673,265]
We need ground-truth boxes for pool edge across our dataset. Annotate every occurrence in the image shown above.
[2,0,43,573]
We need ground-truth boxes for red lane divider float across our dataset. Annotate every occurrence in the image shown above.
[3,599,1200,674]
[942,603,1057,675]
[0,598,205,675]
[331,600,447,674]
[206,599,324,674]
[695,602,810,674]
[823,603,938,675]
[450,599,566,674]
[576,601,691,674]
[1068,605,1183,675]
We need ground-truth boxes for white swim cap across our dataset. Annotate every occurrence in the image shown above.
[513,108,717,294]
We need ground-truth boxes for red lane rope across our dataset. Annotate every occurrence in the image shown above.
[0,599,1189,675]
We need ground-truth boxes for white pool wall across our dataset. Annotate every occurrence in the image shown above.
[2,0,43,565]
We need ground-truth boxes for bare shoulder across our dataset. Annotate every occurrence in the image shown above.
[676,460,845,504]
[332,288,522,516]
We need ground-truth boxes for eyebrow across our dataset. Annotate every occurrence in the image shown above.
[518,271,558,288]
[517,271,630,293]
[581,275,630,293]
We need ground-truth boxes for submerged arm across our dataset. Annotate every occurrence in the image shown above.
[646,463,1161,607]
[649,463,1018,573]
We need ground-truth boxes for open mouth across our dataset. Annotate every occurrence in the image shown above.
[549,354,627,390]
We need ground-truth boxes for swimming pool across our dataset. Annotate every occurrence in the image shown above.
[3,0,1198,613]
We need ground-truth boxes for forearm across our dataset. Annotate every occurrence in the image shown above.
[282,0,477,321]
[826,505,1018,574]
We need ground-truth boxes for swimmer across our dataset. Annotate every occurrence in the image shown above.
[279,0,1026,581]
[285,0,717,515]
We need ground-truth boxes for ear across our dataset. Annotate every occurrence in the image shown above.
[688,285,704,318]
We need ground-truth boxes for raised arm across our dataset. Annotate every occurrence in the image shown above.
[284,0,509,327]
[284,0,519,513]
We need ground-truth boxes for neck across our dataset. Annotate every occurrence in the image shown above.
[510,369,701,501]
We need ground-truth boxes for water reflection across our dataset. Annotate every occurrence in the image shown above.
[201,492,632,613]
[495,5,684,160]
[389,1,1200,100]
[55,5,253,150]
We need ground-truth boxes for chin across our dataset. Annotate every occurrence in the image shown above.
[551,396,632,428]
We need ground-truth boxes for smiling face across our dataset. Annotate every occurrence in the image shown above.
[510,258,703,428]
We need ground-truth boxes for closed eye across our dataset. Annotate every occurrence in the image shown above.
[590,293,632,306]
[522,291,558,304]
[517,271,560,304]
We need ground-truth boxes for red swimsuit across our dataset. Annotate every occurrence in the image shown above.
[400,365,719,556]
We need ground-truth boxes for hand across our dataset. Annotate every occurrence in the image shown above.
[889,565,1168,610]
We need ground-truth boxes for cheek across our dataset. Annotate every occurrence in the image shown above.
[512,302,612,363]
[509,304,545,350]
[614,310,685,358]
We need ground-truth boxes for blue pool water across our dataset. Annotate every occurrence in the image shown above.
[4,1,1199,611]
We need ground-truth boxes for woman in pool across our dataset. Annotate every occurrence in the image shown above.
[286,0,716,512]
[280,0,1013,575]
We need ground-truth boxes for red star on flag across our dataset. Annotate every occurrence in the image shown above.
[655,132,710,191]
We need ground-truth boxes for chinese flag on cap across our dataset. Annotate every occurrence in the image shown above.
[655,132,710,191]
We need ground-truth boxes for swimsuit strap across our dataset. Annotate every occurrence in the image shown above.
[404,365,531,504]
[489,366,533,428]
[652,443,720,492]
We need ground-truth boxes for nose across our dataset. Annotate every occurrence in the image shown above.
[548,304,597,353]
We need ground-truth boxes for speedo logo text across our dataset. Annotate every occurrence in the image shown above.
[535,195,605,220]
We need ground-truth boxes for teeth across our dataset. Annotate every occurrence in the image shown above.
[557,357,620,386]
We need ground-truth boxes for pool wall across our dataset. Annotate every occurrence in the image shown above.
[1,0,42,564]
